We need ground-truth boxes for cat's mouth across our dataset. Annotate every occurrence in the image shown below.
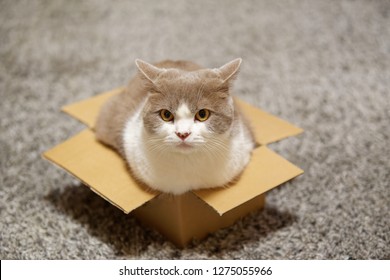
[173,141,196,153]
[166,138,205,153]
[176,142,193,149]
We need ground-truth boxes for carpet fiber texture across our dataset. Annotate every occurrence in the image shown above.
[0,0,389,259]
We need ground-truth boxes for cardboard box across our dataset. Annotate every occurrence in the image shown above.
[43,88,303,247]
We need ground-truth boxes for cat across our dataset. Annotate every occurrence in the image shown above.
[95,58,256,195]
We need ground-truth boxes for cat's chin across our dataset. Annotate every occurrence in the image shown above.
[172,142,196,154]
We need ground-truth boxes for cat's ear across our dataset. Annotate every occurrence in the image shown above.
[135,59,166,83]
[216,58,242,83]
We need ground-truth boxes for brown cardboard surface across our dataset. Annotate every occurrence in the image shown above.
[235,99,304,145]
[62,88,303,144]
[133,192,265,247]
[194,146,303,215]
[43,129,157,213]
[62,87,124,129]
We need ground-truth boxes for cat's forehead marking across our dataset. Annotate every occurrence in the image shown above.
[176,72,200,83]
[176,103,192,119]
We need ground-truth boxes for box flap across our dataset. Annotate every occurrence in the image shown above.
[62,88,303,144]
[62,87,125,129]
[235,99,303,144]
[43,129,157,213]
[194,146,303,215]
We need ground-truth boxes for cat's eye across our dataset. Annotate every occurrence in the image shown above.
[195,109,210,122]
[160,109,174,122]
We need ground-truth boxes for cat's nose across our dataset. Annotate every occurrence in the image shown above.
[176,132,191,141]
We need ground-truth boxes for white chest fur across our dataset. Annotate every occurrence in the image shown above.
[122,106,254,195]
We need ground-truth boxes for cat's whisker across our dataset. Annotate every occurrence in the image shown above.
[197,145,215,164]
[205,137,229,151]
[148,143,171,159]
[207,143,230,162]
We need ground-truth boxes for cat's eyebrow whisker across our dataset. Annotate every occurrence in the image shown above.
[156,82,170,98]
[195,82,206,104]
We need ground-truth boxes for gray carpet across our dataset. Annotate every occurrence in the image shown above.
[1,0,389,259]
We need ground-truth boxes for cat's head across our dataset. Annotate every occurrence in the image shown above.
[135,58,242,154]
